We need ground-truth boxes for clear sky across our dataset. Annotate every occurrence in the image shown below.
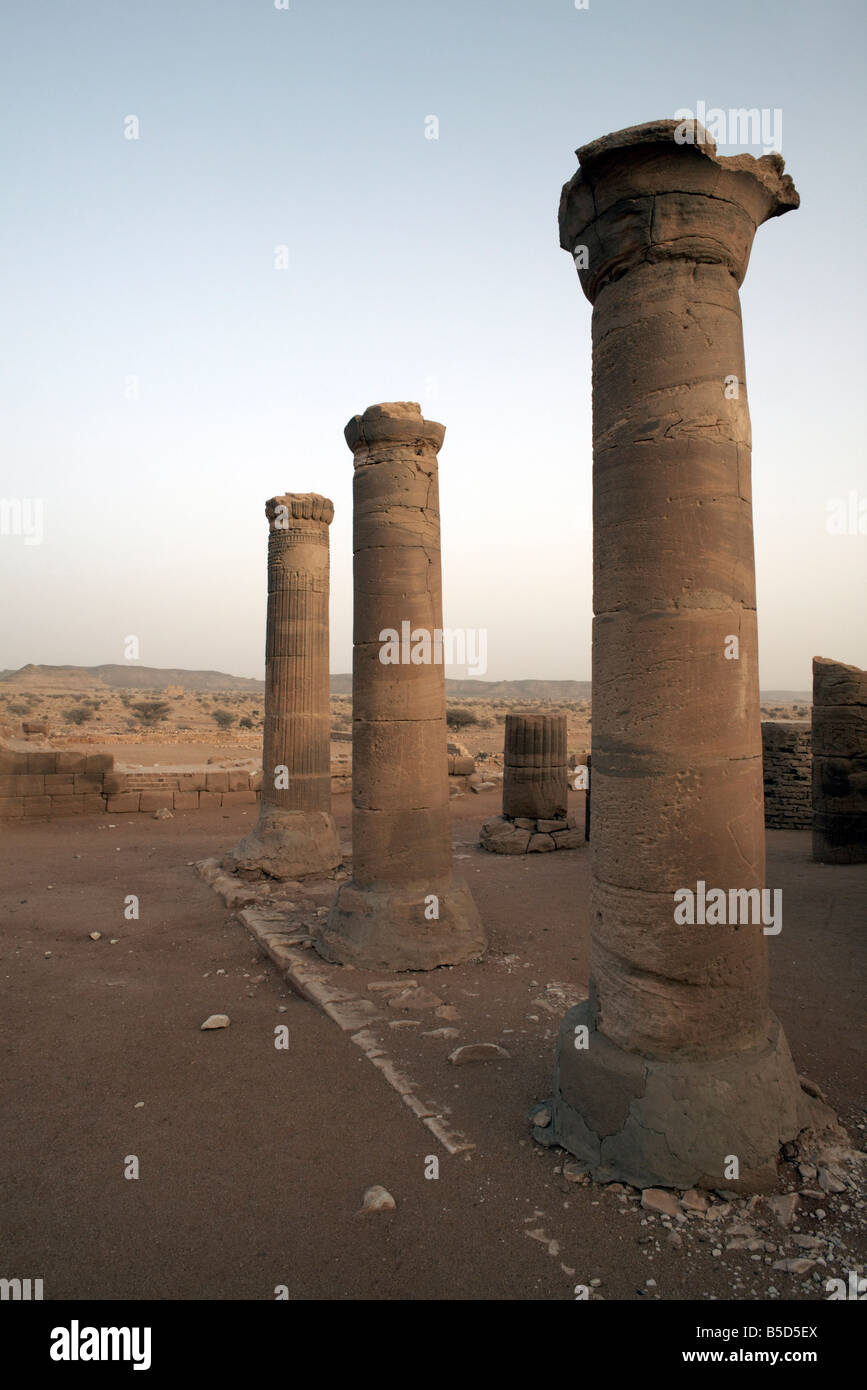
[1,0,864,688]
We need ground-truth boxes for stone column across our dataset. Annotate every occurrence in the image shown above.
[543,121,824,1189]
[502,714,569,820]
[812,657,867,863]
[228,493,340,880]
[317,402,485,970]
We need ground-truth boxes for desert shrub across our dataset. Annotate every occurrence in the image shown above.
[130,700,171,726]
[213,709,234,730]
[446,707,476,729]
[7,702,28,716]
[239,716,254,729]
[65,706,94,725]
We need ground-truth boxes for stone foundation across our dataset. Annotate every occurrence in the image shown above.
[480,812,584,854]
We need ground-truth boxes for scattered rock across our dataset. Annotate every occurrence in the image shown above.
[531,1106,551,1128]
[421,1027,460,1039]
[388,988,442,1011]
[680,1189,709,1214]
[818,1167,846,1194]
[153,807,173,820]
[772,1257,815,1275]
[563,1161,589,1185]
[641,1189,679,1218]
[448,1043,510,1065]
[359,1185,396,1214]
[200,1014,230,1030]
[89,932,101,941]
[434,1005,459,1021]
[798,1074,828,1103]
[765,1193,799,1228]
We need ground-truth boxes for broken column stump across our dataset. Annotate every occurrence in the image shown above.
[480,714,583,854]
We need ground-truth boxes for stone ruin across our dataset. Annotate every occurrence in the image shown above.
[317,402,486,970]
[537,119,831,1190]
[480,714,584,853]
[812,656,867,864]
[226,493,340,880]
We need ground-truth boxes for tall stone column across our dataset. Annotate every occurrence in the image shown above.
[317,402,485,970]
[812,656,867,864]
[543,121,824,1189]
[228,493,340,880]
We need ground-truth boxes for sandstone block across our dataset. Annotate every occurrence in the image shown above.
[102,774,129,795]
[199,791,223,809]
[7,774,44,796]
[107,794,141,813]
[85,754,114,773]
[227,770,249,791]
[24,796,52,815]
[55,752,87,773]
[0,751,25,773]
[44,775,75,794]
[179,772,207,791]
[83,795,107,814]
[528,833,555,852]
[552,828,585,849]
[26,751,56,774]
[0,797,24,817]
[73,775,104,794]
[205,772,229,792]
[221,789,257,806]
[139,792,174,812]
[50,796,85,816]
[173,791,199,810]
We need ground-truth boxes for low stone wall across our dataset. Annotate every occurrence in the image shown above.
[0,747,263,820]
[761,721,811,830]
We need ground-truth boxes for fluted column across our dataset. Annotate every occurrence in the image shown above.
[317,402,485,970]
[502,714,568,820]
[228,493,340,880]
[542,121,825,1189]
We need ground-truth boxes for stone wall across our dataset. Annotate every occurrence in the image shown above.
[0,747,262,820]
[761,721,811,829]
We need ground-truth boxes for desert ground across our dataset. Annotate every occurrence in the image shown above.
[0,681,863,1306]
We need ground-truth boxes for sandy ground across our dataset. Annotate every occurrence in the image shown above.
[1,787,863,1303]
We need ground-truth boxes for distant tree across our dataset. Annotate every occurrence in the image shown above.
[446,707,476,729]
[131,700,171,727]
[213,709,234,730]
[65,706,94,725]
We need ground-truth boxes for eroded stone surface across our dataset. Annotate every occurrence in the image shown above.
[812,656,867,864]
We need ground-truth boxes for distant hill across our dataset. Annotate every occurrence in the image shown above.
[0,664,264,693]
[0,665,810,704]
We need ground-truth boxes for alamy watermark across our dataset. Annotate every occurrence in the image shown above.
[673,880,781,935]
[378,622,487,677]
[0,498,43,545]
[673,101,782,154]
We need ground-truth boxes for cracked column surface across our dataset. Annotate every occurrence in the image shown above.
[541,121,826,1189]
[227,493,340,880]
[317,402,486,970]
[812,656,867,864]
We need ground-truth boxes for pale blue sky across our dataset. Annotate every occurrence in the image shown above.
[1,0,864,687]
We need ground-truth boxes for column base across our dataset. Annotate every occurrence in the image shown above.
[316,877,486,971]
[537,1001,831,1191]
[226,808,341,881]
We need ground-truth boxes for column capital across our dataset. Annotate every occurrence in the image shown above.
[559,119,799,302]
[344,402,445,455]
[265,493,334,529]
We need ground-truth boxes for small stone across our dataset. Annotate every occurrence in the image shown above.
[791,1234,823,1249]
[772,1257,815,1275]
[818,1167,846,1194]
[531,1106,551,1128]
[359,1185,396,1214]
[589,1277,602,1287]
[44,951,52,958]
[798,1163,817,1182]
[215,968,226,975]
[421,1027,460,1039]
[389,988,442,1011]
[815,1208,827,1220]
[666,1231,683,1248]
[200,1014,230,1030]
[153,807,173,820]
[89,932,101,941]
[134,1101,144,1108]
[563,1161,589,1185]
[765,1192,799,1228]
[680,1189,709,1214]
[434,1005,459,1020]
[278,1005,287,1012]
[641,1189,679,1218]
[448,1043,510,1065]
[109,938,119,944]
